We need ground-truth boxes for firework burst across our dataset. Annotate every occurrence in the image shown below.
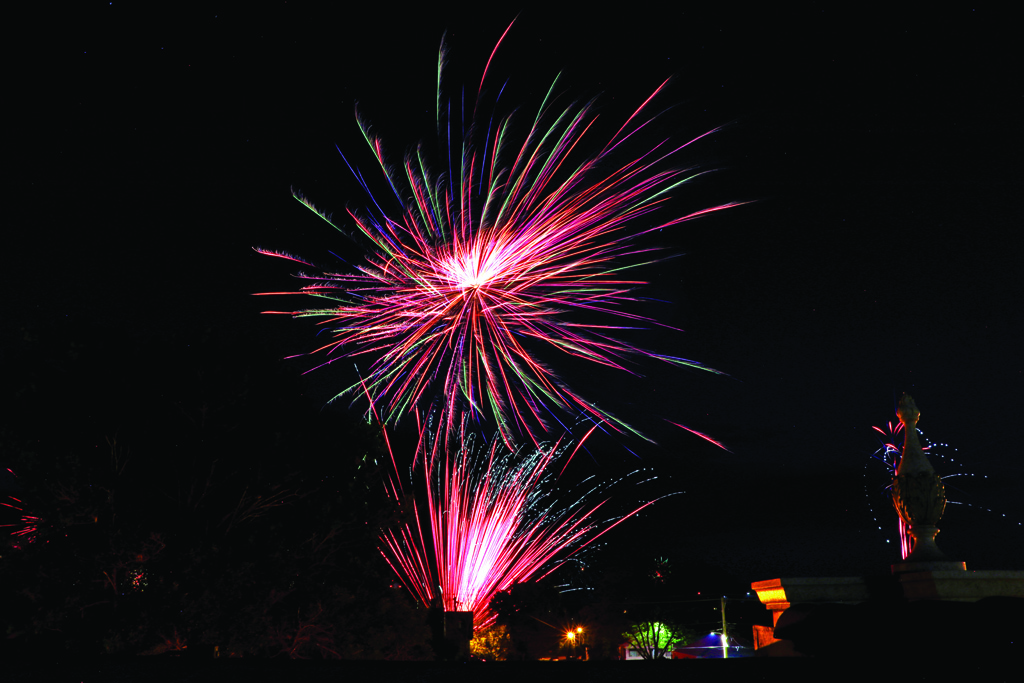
[258,24,738,446]
[379,417,666,629]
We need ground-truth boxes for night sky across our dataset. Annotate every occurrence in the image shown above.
[7,2,1023,593]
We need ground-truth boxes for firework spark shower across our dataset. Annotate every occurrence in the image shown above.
[378,418,664,628]
[257,23,739,446]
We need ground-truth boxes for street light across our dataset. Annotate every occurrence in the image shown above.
[565,627,585,659]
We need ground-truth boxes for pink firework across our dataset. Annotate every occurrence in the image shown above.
[257,24,738,446]
[871,421,911,559]
[379,418,664,629]
[0,497,40,543]
[1,469,41,547]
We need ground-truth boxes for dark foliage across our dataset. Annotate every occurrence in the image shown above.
[0,320,432,660]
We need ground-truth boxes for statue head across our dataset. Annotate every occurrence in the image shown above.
[896,394,920,430]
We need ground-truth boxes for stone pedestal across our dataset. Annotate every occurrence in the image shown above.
[751,572,1024,657]
[898,569,1024,600]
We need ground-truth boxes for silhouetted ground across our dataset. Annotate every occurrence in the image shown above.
[7,657,1021,683]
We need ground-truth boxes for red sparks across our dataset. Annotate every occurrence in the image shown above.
[379,420,663,629]
[257,30,738,448]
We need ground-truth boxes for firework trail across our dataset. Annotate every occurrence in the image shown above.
[378,416,667,629]
[1,469,41,547]
[257,23,738,446]
[0,497,40,543]
[869,421,911,559]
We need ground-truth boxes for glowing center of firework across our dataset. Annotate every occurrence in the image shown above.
[461,273,489,290]
[445,246,506,291]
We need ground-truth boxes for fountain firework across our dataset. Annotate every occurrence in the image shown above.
[379,416,666,629]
